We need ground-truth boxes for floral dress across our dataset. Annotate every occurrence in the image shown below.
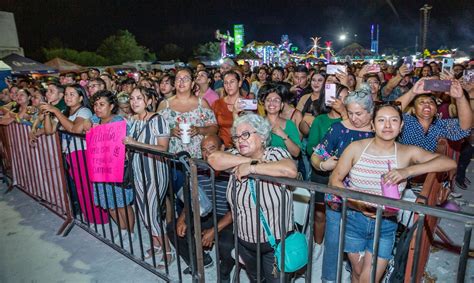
[313,122,374,160]
[313,122,374,205]
[158,98,217,158]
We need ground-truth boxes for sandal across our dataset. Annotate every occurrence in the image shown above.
[156,249,176,269]
[144,245,162,260]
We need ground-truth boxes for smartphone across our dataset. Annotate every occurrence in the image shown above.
[240,99,258,110]
[404,57,414,72]
[325,84,337,105]
[442,58,454,72]
[395,59,404,69]
[326,64,347,75]
[423,80,452,92]
[367,64,380,73]
[464,69,474,83]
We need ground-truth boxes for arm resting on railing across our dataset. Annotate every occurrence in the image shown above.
[208,151,297,180]
[383,146,457,184]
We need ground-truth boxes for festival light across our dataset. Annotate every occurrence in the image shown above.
[339,34,347,41]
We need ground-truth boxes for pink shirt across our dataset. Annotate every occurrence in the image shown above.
[202,88,219,106]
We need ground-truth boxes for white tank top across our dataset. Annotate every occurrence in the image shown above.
[348,140,407,196]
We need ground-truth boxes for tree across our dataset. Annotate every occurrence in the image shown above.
[42,48,109,66]
[158,43,184,61]
[192,42,221,60]
[96,30,156,64]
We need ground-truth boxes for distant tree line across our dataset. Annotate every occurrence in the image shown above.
[42,29,221,66]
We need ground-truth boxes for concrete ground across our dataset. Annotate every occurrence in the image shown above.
[0,185,159,283]
[1,160,473,283]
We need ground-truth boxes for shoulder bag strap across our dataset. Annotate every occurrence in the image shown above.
[249,179,277,247]
[134,113,159,140]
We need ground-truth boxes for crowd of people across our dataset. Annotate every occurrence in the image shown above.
[0,56,473,282]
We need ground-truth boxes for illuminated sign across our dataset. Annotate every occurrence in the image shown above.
[234,24,244,55]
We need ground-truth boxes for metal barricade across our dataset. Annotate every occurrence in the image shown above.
[0,125,13,184]
[59,130,193,282]
[184,158,473,283]
[2,123,72,235]
[5,125,472,282]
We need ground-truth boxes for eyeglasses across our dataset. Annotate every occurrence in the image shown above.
[231,131,257,142]
[176,77,192,83]
[265,98,282,104]
[88,84,101,89]
[351,89,370,98]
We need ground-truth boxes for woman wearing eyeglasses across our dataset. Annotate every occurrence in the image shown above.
[208,113,298,282]
[310,84,375,282]
[157,68,217,159]
[259,83,302,158]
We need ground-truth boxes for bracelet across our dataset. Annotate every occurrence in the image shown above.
[319,161,327,171]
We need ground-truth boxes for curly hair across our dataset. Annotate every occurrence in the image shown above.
[90,90,118,114]
[231,113,272,147]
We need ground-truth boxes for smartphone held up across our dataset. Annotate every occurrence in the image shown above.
[325,84,337,106]
[423,80,452,92]
[326,64,347,75]
[367,64,381,73]
[239,99,258,110]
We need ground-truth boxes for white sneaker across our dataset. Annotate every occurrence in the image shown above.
[450,192,463,198]
[312,243,323,264]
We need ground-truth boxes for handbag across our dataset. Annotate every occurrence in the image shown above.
[249,179,308,272]
[177,184,213,217]
[122,114,159,189]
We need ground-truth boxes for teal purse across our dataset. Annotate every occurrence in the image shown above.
[249,179,308,272]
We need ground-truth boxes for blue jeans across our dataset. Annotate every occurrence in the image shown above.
[322,206,341,282]
[344,210,397,260]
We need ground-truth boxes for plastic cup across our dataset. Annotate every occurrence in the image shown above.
[179,123,191,144]
[381,175,400,212]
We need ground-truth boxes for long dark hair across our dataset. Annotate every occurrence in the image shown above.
[12,88,31,113]
[222,70,241,97]
[304,73,330,116]
[131,86,155,112]
[63,84,90,116]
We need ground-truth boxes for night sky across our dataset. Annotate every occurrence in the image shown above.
[1,0,473,60]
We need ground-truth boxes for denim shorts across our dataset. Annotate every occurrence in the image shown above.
[344,209,397,260]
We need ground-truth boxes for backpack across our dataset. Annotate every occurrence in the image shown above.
[386,221,418,283]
